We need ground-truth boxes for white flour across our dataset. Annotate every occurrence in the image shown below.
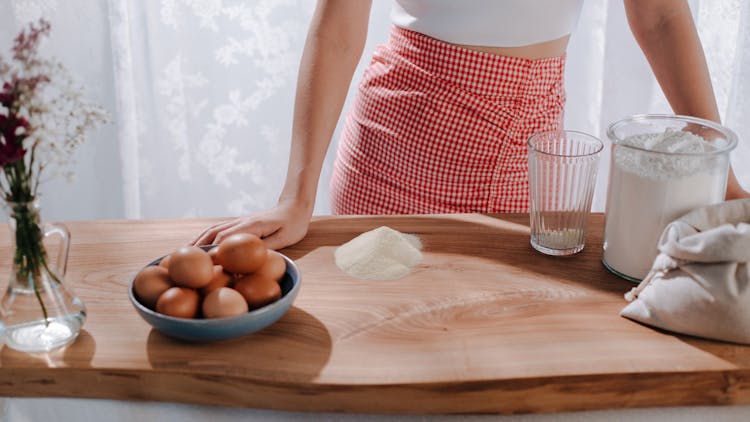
[603,130,726,280]
[335,226,423,280]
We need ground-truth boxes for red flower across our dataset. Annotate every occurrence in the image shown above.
[0,113,27,167]
[0,82,13,107]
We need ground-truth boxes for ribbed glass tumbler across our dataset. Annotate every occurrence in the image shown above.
[528,130,603,256]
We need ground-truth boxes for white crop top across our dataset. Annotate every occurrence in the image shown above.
[391,0,584,47]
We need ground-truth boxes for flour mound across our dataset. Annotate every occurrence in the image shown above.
[615,129,720,179]
[334,226,423,280]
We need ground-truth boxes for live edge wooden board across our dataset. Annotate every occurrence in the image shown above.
[0,213,749,414]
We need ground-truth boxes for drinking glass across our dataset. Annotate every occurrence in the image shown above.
[528,130,603,255]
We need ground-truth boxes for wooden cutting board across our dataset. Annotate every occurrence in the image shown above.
[0,213,748,414]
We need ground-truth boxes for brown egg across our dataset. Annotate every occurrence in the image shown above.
[168,246,214,288]
[234,274,282,310]
[200,265,233,296]
[253,250,286,282]
[133,266,173,310]
[156,287,200,318]
[158,254,172,269]
[215,233,267,274]
[202,287,249,318]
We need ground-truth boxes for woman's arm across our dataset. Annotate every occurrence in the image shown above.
[192,0,372,247]
[624,0,748,199]
[281,0,372,210]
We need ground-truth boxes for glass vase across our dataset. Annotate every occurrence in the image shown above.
[0,200,86,353]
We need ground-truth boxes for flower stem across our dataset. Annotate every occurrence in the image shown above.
[3,168,55,325]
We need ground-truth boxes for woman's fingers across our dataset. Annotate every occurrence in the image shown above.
[193,218,285,247]
[214,220,281,245]
[259,228,287,251]
[191,201,310,251]
[191,220,237,246]
[262,221,310,251]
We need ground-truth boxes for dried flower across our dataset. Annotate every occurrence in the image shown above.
[0,19,108,200]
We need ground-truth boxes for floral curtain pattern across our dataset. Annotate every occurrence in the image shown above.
[0,0,749,222]
[124,0,315,218]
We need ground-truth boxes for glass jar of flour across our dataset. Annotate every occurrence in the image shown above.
[603,114,737,282]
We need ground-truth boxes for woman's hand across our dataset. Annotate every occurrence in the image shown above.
[726,169,750,200]
[727,189,750,200]
[191,199,313,250]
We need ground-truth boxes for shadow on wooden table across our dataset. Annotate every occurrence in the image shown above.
[677,335,750,367]
[146,306,332,382]
[0,329,96,368]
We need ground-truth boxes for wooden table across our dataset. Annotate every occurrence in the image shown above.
[0,213,748,414]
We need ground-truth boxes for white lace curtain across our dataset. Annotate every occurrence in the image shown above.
[1,0,749,222]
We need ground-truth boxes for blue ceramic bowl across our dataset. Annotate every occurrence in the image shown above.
[129,246,301,342]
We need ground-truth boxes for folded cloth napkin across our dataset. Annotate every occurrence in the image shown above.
[620,199,750,344]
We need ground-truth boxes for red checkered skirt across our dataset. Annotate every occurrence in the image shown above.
[330,26,566,214]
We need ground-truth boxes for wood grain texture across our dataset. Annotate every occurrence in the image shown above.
[0,213,748,414]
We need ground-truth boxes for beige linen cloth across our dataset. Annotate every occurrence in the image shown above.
[620,199,750,344]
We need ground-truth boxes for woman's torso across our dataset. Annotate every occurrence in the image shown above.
[391,0,584,59]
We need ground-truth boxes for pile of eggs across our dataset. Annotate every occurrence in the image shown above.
[133,233,286,319]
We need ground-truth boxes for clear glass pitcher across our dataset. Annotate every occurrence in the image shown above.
[603,114,737,282]
[0,200,86,353]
